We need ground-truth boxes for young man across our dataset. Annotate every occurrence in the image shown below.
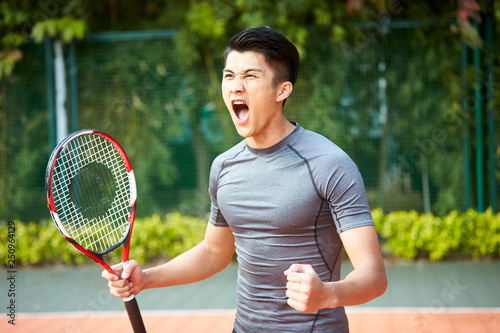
[103,26,387,332]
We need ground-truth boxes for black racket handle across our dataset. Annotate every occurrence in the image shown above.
[124,297,147,333]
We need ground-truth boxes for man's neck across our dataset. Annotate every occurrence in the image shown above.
[246,118,296,149]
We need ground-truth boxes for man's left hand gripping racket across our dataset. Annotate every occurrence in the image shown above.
[45,129,147,333]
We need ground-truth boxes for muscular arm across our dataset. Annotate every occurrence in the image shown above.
[332,225,387,306]
[144,223,235,289]
[103,223,235,298]
[285,225,387,312]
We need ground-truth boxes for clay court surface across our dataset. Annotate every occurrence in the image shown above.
[3,309,500,332]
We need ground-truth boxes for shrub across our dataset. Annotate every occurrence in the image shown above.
[375,208,500,260]
[129,212,207,264]
[0,212,207,267]
[2,209,499,266]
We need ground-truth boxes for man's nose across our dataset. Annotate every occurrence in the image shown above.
[230,78,244,93]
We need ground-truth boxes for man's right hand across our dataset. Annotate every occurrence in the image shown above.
[101,260,145,298]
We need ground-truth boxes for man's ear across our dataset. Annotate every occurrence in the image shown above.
[276,81,293,103]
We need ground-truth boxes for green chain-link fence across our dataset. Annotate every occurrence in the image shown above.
[1,25,498,222]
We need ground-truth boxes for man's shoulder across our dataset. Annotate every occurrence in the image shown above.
[294,127,350,161]
[210,139,247,172]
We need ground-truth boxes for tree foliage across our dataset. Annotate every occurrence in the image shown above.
[0,1,87,79]
[1,1,489,82]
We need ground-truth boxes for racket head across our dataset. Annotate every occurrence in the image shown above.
[45,129,137,261]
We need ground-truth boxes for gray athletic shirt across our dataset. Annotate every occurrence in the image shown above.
[209,124,373,332]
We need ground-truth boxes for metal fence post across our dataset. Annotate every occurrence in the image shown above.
[461,41,472,211]
[473,20,485,212]
[485,15,496,212]
[68,39,79,132]
[44,37,56,149]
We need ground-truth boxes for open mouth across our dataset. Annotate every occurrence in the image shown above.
[232,100,249,121]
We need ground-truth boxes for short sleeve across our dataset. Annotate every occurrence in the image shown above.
[323,153,374,233]
[208,158,229,227]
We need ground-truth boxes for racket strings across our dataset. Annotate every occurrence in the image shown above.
[51,134,131,253]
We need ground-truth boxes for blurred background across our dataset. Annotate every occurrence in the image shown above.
[1,1,499,332]
[1,0,498,224]
[2,0,500,264]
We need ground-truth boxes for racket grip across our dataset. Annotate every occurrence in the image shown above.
[124,297,147,333]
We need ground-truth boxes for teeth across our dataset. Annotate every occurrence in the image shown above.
[233,101,245,105]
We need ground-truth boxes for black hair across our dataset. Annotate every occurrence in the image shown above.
[223,26,300,87]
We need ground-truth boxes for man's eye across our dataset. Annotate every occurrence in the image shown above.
[224,74,234,79]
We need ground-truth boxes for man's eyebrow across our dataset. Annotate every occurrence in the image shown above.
[222,68,264,73]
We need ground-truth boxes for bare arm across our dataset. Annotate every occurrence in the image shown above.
[332,225,387,306]
[285,225,387,312]
[102,223,235,298]
[144,223,235,289]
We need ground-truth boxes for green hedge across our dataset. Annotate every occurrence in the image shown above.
[1,209,499,267]
[373,208,500,260]
[0,212,206,267]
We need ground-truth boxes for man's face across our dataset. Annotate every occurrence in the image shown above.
[222,51,285,147]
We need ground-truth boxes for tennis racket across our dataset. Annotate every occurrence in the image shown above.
[45,129,146,333]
